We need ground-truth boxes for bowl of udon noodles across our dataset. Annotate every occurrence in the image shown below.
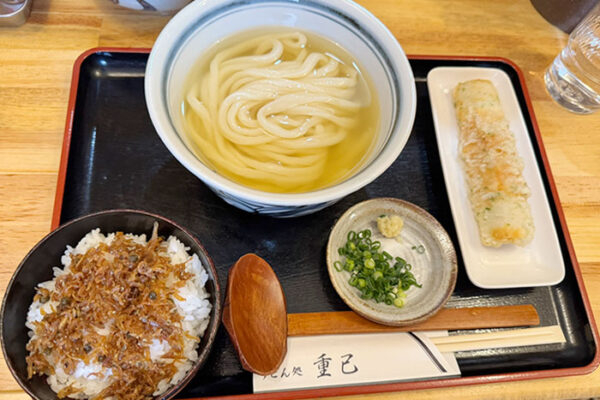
[145,0,416,217]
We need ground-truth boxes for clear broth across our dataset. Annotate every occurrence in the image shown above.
[181,28,380,193]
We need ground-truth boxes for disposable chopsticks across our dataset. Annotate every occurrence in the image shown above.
[430,325,566,353]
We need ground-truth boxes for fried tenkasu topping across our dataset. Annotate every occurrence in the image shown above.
[26,230,195,400]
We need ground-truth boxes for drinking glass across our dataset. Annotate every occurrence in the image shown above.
[544,2,600,114]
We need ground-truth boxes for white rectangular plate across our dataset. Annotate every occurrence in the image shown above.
[427,66,565,289]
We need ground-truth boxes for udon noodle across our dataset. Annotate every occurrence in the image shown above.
[182,29,379,193]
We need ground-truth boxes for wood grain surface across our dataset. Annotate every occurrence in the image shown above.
[0,0,599,399]
[288,305,540,336]
[223,254,288,376]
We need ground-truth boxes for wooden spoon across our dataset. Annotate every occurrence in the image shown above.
[223,254,540,376]
[222,253,288,376]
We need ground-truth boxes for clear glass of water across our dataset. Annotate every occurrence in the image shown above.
[544,3,600,114]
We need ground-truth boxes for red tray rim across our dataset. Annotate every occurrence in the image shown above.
[51,47,600,399]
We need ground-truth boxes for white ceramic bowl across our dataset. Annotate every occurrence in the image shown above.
[145,0,416,217]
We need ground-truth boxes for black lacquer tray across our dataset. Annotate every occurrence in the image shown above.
[52,49,598,399]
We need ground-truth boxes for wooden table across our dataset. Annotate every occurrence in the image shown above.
[1,0,599,399]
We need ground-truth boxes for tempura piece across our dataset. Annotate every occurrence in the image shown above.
[453,79,534,247]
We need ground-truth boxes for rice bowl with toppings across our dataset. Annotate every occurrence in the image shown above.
[24,225,212,399]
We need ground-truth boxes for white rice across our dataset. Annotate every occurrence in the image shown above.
[26,228,212,399]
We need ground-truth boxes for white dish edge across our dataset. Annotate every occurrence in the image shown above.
[426,66,565,289]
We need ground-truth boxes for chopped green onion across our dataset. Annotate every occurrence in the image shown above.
[412,244,426,254]
[335,229,421,308]
[334,260,343,272]
[393,297,405,307]
[345,259,355,271]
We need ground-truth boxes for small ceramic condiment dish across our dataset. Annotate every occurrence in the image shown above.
[145,0,416,217]
[0,209,221,400]
[326,198,457,326]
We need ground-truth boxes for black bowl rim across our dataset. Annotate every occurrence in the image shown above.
[0,208,222,400]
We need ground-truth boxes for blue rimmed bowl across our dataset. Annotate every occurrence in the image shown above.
[145,0,416,217]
